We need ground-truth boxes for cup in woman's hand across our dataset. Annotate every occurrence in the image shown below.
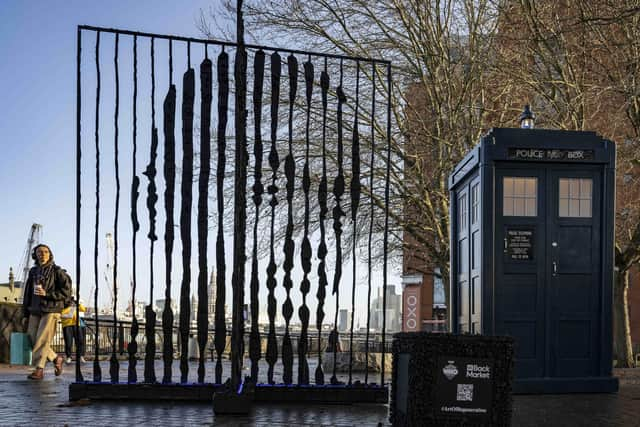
[34,284,44,296]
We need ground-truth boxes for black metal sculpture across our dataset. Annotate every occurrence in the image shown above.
[75,23,392,403]
[265,51,281,385]
[315,61,329,386]
[348,63,361,385]
[298,58,313,386]
[197,49,212,384]
[110,33,120,384]
[161,39,176,384]
[249,49,265,382]
[331,61,347,385]
[92,30,102,383]
[143,37,159,384]
[281,54,298,385]
[214,48,229,385]
[179,44,195,384]
[128,34,140,384]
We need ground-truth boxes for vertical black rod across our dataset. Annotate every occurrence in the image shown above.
[381,64,392,385]
[231,0,249,390]
[315,58,329,385]
[75,27,84,383]
[110,33,120,384]
[143,37,159,384]
[128,35,140,384]
[118,322,125,355]
[249,50,266,382]
[364,62,376,385]
[92,30,102,383]
[348,63,361,385]
[265,51,281,385]
[331,60,346,385]
[298,58,313,386]
[179,63,195,384]
[214,48,229,384]
[169,39,173,85]
[162,40,176,384]
[197,56,212,383]
[281,54,297,385]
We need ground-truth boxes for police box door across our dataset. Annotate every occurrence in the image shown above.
[547,168,601,378]
[495,168,546,378]
[495,166,601,379]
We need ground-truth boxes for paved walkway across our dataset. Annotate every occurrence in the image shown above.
[1,362,639,426]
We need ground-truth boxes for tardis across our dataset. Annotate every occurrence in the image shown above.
[449,118,618,393]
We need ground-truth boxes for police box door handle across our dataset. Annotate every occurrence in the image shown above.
[552,261,558,276]
[504,237,508,253]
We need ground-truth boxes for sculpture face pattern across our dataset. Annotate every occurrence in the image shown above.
[75,26,392,393]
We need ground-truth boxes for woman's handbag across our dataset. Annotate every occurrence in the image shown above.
[61,304,75,319]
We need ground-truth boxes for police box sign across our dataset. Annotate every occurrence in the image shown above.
[508,148,595,161]
[506,228,534,261]
[435,357,494,419]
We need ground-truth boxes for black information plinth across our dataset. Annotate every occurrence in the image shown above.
[435,357,494,418]
[390,333,514,427]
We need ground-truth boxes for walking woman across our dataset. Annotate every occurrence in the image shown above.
[22,244,72,380]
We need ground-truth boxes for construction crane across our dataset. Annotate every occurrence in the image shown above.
[103,232,117,313]
[18,223,43,303]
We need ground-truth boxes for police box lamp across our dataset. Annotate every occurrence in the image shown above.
[519,104,535,129]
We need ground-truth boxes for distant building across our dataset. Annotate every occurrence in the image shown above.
[187,270,221,326]
[155,298,178,317]
[370,285,402,333]
[259,304,268,325]
[190,294,198,323]
[338,309,351,333]
[208,270,216,325]
[125,300,147,320]
[0,269,22,303]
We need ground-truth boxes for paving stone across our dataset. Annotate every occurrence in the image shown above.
[1,362,639,426]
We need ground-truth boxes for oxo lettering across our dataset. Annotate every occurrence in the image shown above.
[405,294,418,331]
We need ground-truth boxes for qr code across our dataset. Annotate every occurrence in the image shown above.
[456,384,474,402]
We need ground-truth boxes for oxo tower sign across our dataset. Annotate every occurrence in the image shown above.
[403,285,421,332]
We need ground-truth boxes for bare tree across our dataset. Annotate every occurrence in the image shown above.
[496,0,639,367]
[582,0,640,369]
[199,1,507,312]
[199,2,640,366]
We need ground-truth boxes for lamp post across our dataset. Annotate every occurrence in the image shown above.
[519,105,536,129]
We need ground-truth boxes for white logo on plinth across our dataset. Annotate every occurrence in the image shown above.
[443,361,458,380]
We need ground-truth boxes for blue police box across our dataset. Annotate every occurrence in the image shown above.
[449,125,618,393]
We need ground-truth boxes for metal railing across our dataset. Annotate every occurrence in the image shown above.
[52,317,393,359]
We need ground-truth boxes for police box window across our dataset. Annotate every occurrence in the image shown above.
[471,183,479,224]
[458,193,468,230]
[559,178,592,217]
[503,177,537,216]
